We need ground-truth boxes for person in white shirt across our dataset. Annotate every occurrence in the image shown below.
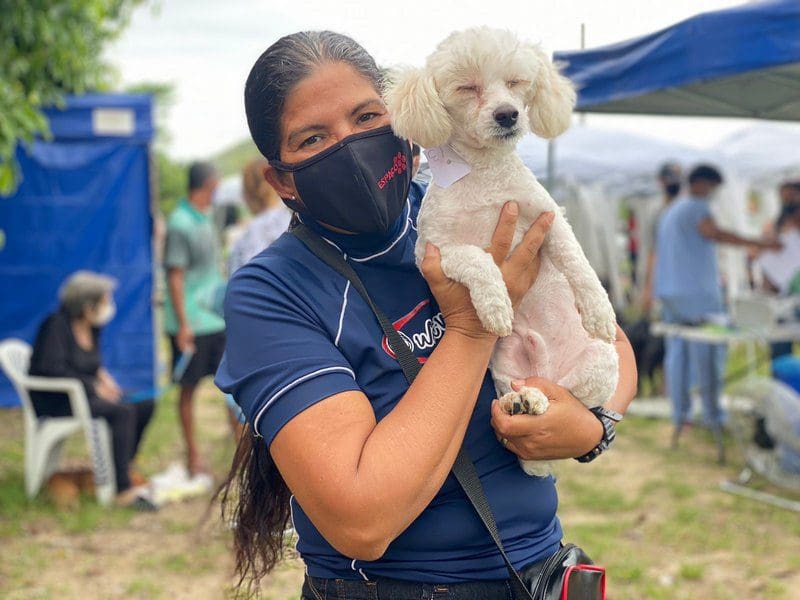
[227,158,292,275]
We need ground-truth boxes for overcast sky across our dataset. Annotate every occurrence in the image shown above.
[105,0,787,160]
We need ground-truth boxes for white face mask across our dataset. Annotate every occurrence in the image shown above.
[92,302,116,326]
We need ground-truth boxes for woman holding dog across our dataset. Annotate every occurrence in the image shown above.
[216,31,637,599]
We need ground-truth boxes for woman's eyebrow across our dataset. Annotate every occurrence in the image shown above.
[350,98,383,116]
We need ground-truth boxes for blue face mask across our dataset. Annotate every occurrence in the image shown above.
[271,125,412,234]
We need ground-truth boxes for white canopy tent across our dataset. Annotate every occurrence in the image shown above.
[547,0,800,305]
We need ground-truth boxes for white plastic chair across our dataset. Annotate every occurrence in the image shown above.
[0,339,116,505]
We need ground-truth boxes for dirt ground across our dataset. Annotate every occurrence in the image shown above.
[2,387,799,599]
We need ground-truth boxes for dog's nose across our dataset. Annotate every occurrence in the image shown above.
[493,105,519,128]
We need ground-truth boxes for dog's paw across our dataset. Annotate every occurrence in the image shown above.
[520,459,553,477]
[475,295,514,337]
[481,310,513,337]
[579,303,617,343]
[498,387,550,416]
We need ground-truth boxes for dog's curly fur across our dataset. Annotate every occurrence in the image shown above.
[385,27,619,476]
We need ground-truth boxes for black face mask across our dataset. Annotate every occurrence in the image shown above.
[271,125,412,235]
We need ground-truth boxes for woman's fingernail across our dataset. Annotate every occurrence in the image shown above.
[511,379,524,389]
[507,201,518,215]
[546,211,555,224]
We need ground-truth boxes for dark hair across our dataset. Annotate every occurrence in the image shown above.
[658,161,681,183]
[188,161,218,192]
[411,143,421,158]
[777,201,800,230]
[217,428,293,594]
[244,31,383,162]
[688,164,723,186]
[779,180,800,195]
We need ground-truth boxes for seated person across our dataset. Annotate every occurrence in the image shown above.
[757,202,800,359]
[29,271,155,507]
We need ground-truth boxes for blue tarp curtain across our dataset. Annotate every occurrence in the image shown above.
[555,0,800,120]
[0,94,155,407]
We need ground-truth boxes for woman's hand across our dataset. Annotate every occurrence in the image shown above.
[490,203,554,310]
[490,378,603,461]
[95,378,122,403]
[97,367,122,396]
[420,202,554,339]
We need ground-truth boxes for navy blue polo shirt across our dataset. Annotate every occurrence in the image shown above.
[215,183,561,582]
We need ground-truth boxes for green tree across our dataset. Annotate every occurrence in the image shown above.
[125,82,186,215]
[0,0,144,195]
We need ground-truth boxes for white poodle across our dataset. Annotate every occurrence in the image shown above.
[385,27,619,476]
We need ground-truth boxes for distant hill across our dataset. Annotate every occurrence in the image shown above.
[211,138,261,177]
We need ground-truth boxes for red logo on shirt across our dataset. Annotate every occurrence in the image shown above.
[381,299,445,364]
[377,152,408,190]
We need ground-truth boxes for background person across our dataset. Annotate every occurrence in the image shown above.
[641,161,682,314]
[227,158,291,275]
[215,30,637,598]
[654,164,781,443]
[764,180,800,239]
[29,271,155,507]
[757,202,800,360]
[223,159,291,439]
[164,161,226,477]
[627,162,682,396]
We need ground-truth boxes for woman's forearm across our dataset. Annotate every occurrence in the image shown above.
[352,329,496,546]
[606,324,637,416]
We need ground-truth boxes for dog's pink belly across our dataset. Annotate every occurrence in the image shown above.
[496,257,590,383]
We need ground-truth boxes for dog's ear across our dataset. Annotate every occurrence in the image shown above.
[384,67,452,148]
[523,45,576,139]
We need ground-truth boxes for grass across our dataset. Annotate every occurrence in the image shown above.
[0,379,244,598]
[124,577,164,598]
[554,411,800,599]
[2,371,800,598]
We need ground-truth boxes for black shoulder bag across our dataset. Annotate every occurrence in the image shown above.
[291,222,605,600]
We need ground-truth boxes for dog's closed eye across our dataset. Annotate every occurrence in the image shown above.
[456,84,481,94]
[506,79,528,89]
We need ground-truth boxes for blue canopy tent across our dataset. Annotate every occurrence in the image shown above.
[554,0,800,120]
[0,94,156,407]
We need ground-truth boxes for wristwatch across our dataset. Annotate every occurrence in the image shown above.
[575,406,623,463]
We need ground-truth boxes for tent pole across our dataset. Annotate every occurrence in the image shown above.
[579,23,586,127]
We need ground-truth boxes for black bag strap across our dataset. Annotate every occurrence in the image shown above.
[291,222,534,600]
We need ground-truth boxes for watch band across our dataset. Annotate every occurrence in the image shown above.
[591,405,624,422]
[575,406,620,463]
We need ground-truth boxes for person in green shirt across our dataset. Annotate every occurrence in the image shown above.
[164,162,226,476]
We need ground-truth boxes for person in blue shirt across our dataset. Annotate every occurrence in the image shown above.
[215,30,637,599]
[653,164,780,446]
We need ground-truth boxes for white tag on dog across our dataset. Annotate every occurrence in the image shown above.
[425,145,471,188]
